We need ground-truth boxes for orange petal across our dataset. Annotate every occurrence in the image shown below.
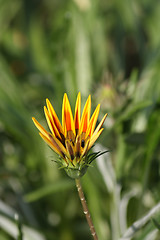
[74,92,81,134]
[32,117,49,139]
[62,93,75,136]
[89,128,104,149]
[79,95,91,134]
[86,104,100,137]
[46,99,64,135]
[44,106,61,139]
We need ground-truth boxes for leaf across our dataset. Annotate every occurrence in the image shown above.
[152,218,160,231]
[116,100,152,124]
[119,202,160,239]
[0,214,46,240]
[24,179,74,202]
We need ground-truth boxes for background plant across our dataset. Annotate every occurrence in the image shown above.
[0,0,160,239]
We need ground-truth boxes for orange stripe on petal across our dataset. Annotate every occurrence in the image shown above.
[83,116,88,133]
[79,95,91,134]
[46,99,64,135]
[65,111,72,131]
[74,92,81,132]
[44,106,61,139]
[62,93,75,135]
[32,117,49,139]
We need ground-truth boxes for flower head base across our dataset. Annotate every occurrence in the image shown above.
[32,93,107,178]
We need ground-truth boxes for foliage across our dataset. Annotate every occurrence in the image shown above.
[0,0,160,239]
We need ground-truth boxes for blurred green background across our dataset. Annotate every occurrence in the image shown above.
[0,0,160,239]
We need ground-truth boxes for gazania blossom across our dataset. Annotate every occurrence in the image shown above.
[32,93,107,178]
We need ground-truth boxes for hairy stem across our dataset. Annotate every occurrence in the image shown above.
[75,178,98,240]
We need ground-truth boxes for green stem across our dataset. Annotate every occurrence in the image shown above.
[75,178,99,240]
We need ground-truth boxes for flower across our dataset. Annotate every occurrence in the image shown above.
[32,93,107,178]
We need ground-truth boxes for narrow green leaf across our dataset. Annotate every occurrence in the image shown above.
[24,179,74,202]
[152,218,160,231]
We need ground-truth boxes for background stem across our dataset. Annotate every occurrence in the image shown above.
[75,178,99,240]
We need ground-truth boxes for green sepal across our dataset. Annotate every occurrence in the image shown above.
[52,149,109,179]
[65,166,88,179]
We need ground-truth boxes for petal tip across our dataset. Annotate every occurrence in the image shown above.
[46,98,50,104]
[64,93,68,98]
[32,117,37,125]
[44,106,47,111]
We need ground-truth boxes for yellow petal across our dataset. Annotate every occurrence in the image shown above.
[46,99,64,135]
[89,128,104,149]
[65,139,75,161]
[79,95,91,134]
[39,132,70,160]
[66,130,75,143]
[32,117,49,139]
[39,132,63,157]
[74,92,81,134]
[86,104,100,138]
[62,93,75,136]
[75,135,81,157]
[50,134,70,159]
[44,106,61,139]
[81,138,90,158]
[93,113,108,135]
[62,94,66,135]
